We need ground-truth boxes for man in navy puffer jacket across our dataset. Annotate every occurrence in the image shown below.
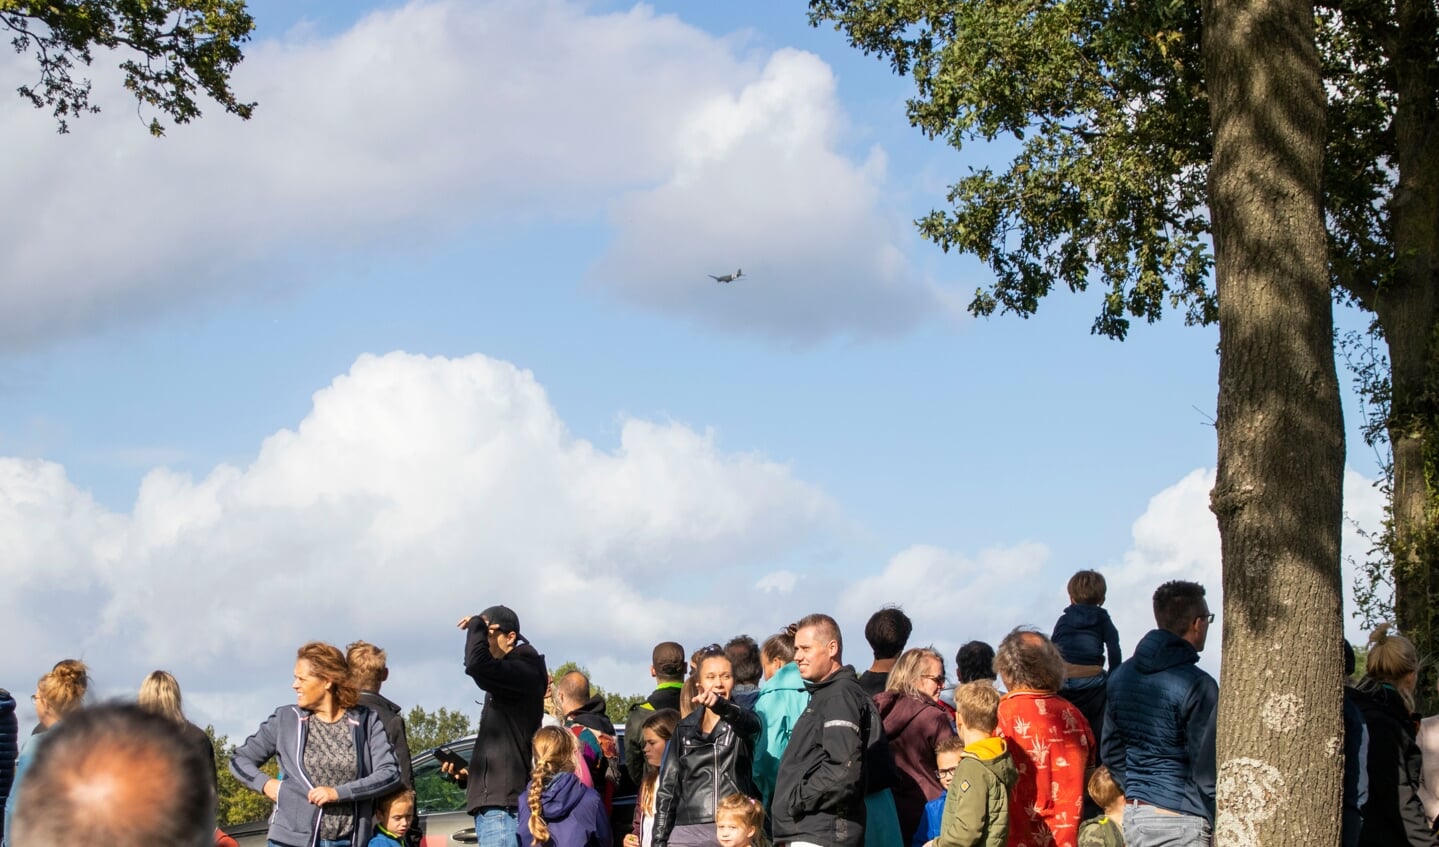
[1102,580,1218,847]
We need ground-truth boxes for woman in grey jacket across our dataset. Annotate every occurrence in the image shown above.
[231,642,401,847]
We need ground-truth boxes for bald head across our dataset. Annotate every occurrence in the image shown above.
[555,671,591,714]
[12,703,214,847]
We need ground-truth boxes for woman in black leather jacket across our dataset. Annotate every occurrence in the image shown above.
[652,645,762,847]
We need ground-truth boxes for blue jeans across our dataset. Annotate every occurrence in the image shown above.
[475,806,519,847]
[1123,803,1212,847]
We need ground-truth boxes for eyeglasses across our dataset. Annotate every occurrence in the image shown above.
[921,674,945,686]
[935,766,956,779]
[697,643,725,658]
[1200,612,1215,623]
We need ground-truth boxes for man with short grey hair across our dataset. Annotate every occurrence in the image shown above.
[11,702,215,847]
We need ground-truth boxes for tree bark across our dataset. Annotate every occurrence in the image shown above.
[1378,0,1439,715]
[1203,0,1346,842]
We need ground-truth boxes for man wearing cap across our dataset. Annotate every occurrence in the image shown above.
[456,605,548,847]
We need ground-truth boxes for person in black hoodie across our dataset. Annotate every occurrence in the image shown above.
[1354,623,1437,847]
[625,642,688,785]
[773,613,877,847]
[0,688,15,846]
[455,605,548,847]
[349,641,420,847]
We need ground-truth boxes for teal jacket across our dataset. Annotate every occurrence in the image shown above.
[752,662,810,805]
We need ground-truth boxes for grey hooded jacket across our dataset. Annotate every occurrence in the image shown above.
[231,704,400,847]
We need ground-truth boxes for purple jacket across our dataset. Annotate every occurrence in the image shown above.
[518,771,611,847]
[874,691,956,845]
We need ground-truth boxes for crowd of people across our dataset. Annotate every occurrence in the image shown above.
[1,576,1437,847]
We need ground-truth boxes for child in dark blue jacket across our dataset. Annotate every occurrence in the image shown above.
[1050,570,1122,751]
[519,726,611,847]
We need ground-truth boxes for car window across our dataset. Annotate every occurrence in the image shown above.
[413,748,470,815]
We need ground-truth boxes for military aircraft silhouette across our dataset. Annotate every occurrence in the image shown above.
[708,268,744,283]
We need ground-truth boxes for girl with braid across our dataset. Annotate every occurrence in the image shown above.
[519,726,610,847]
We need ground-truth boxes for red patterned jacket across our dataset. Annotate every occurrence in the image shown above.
[996,690,1095,847]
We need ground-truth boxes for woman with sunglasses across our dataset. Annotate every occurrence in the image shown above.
[652,645,761,847]
[874,647,956,846]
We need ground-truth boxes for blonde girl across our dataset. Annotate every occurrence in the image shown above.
[714,793,767,847]
[520,726,610,847]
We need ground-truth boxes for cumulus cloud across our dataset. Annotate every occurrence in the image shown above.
[0,351,837,734]
[591,49,951,343]
[832,467,1385,682]
[1099,466,1387,677]
[0,0,938,349]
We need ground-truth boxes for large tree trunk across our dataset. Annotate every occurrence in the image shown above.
[1203,0,1346,842]
[1379,0,1439,716]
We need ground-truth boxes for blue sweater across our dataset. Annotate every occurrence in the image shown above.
[1052,604,1122,670]
[1101,629,1217,822]
[230,705,401,847]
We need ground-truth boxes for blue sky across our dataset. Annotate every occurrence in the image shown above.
[0,0,1383,738]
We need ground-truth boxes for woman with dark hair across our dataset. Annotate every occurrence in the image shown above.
[875,647,956,845]
[231,642,400,847]
[1354,623,1436,846]
[652,645,761,847]
[752,626,808,806]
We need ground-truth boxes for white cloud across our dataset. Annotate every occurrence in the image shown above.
[0,0,938,349]
[591,49,951,344]
[0,351,837,735]
[1100,466,1388,677]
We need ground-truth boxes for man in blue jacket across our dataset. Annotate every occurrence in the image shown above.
[1102,580,1218,847]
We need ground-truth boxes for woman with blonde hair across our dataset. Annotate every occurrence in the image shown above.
[519,725,610,846]
[4,659,89,842]
[625,709,680,847]
[1353,623,1434,846]
[138,671,219,790]
[231,642,400,847]
[874,647,956,845]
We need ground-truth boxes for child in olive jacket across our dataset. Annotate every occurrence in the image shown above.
[933,682,1016,847]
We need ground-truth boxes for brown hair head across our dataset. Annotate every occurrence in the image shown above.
[954,680,1002,734]
[1087,765,1124,808]
[37,659,89,720]
[346,641,388,692]
[296,642,359,710]
[993,628,1065,693]
[1067,570,1107,606]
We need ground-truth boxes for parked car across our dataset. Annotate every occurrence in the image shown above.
[224,729,636,846]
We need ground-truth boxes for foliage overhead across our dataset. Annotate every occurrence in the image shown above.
[2,0,256,135]
[808,0,1217,339]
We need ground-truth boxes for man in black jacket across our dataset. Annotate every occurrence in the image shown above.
[349,640,420,846]
[456,605,547,847]
[772,613,872,847]
[624,641,687,785]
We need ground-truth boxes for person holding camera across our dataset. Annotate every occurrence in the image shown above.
[446,606,548,847]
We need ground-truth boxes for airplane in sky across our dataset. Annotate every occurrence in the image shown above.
[708,268,743,283]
